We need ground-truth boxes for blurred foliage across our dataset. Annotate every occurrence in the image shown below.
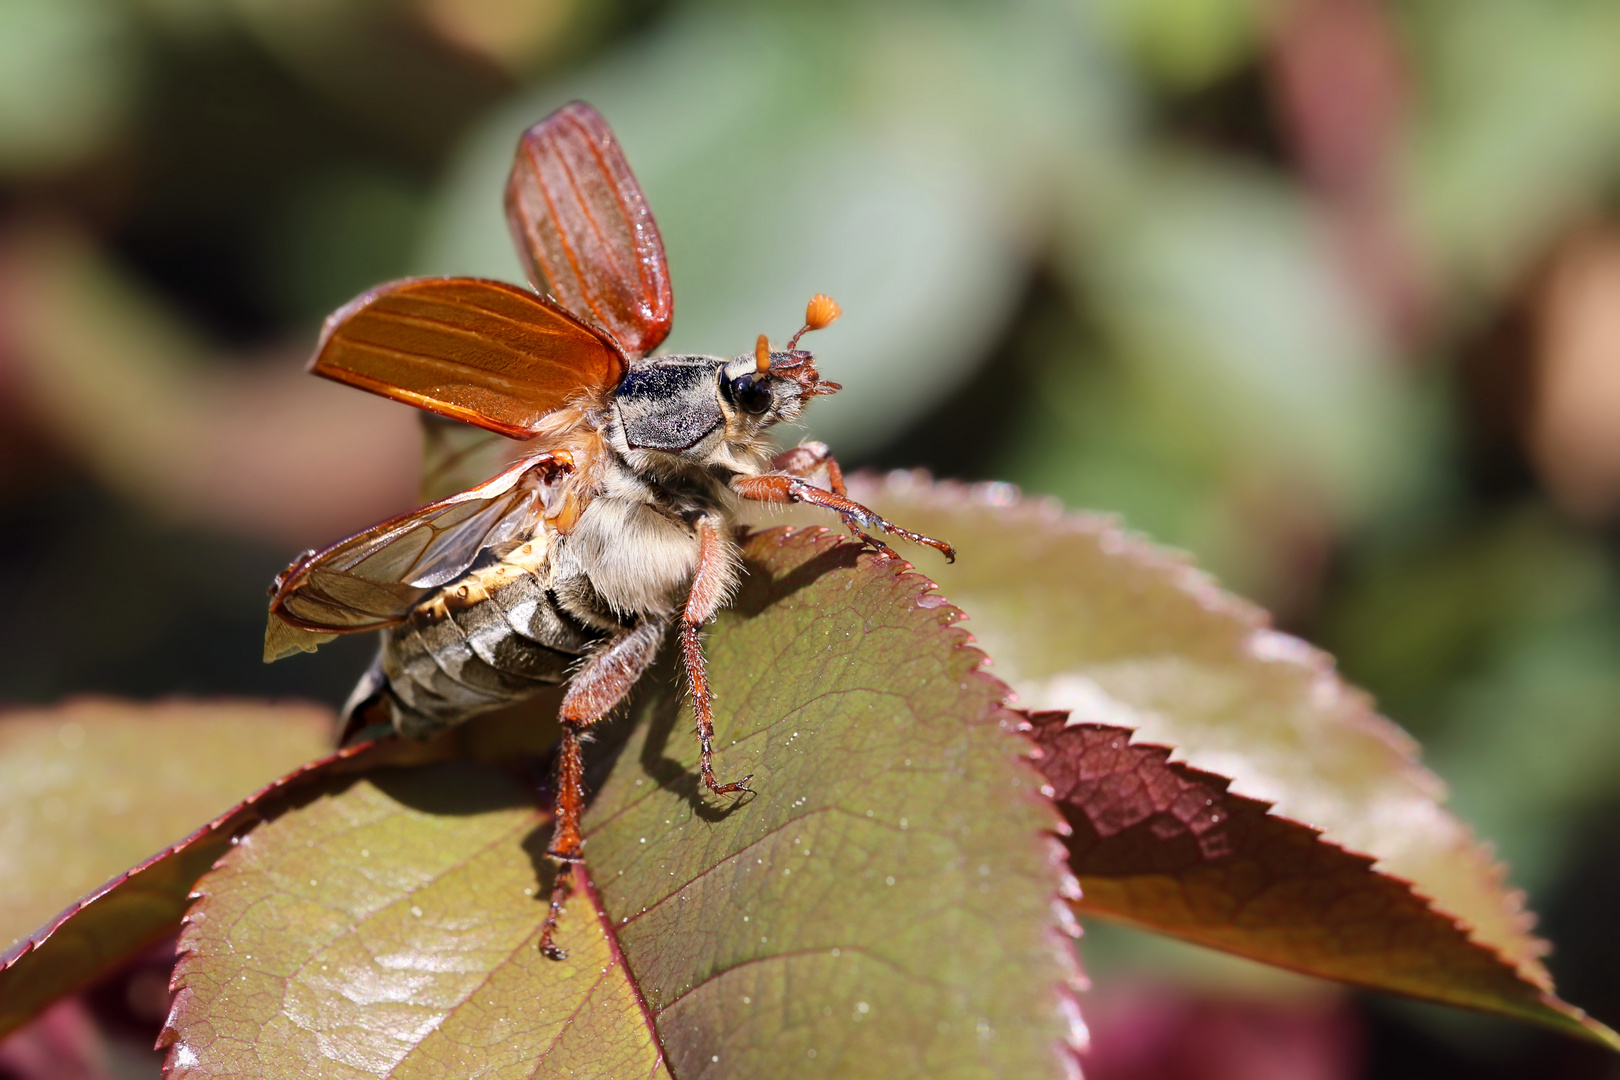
[5,0,1620,1074]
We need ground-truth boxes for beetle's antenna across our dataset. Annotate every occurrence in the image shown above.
[754,334,772,372]
[786,294,841,350]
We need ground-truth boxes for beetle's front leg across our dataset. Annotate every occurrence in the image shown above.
[770,441,846,496]
[539,616,666,961]
[684,516,750,798]
[733,475,955,563]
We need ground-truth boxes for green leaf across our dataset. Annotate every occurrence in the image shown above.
[0,693,581,1042]
[161,528,1083,1078]
[0,699,337,1036]
[770,473,1614,1045]
[586,528,1078,1077]
[164,763,668,1078]
[1051,159,1414,531]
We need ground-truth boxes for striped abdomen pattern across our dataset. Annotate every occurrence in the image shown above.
[377,540,602,739]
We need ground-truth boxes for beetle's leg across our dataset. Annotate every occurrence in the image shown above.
[765,444,881,551]
[539,616,666,961]
[733,475,955,563]
[684,516,751,799]
[770,441,846,496]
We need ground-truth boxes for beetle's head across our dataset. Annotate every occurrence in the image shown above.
[612,295,841,458]
[716,294,842,429]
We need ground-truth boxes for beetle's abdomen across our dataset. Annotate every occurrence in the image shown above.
[369,540,602,740]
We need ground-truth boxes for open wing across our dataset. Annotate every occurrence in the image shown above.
[505,102,673,360]
[310,277,626,439]
[265,455,555,660]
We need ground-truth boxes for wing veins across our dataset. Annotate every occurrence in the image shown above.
[322,351,563,409]
[550,117,641,326]
[518,141,573,304]
[533,143,598,319]
[376,304,589,344]
[269,458,548,634]
[505,103,671,360]
[336,336,595,396]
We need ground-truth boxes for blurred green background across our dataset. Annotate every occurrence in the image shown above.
[3,0,1620,1076]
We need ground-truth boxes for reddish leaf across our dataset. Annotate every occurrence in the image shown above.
[750,473,1616,1045]
[0,700,334,952]
[159,529,1084,1078]
[583,528,1081,1078]
[0,689,585,1042]
[0,700,413,1038]
[1032,713,1613,1044]
[163,762,669,1078]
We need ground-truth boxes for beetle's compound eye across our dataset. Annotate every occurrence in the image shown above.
[723,372,773,416]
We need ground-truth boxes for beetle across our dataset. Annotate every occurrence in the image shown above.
[264,102,953,958]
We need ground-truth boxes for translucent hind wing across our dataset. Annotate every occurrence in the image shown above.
[265,456,553,655]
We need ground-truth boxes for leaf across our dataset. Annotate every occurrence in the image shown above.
[760,473,1615,1044]
[1039,158,1417,535]
[0,699,359,1037]
[160,528,1083,1078]
[0,699,330,952]
[1031,713,1610,1042]
[163,763,668,1079]
[585,529,1080,1078]
[0,693,578,1041]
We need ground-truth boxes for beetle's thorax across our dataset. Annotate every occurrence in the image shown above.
[534,346,834,628]
[604,350,817,480]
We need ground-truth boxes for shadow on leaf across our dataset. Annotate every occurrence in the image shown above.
[634,658,756,822]
[730,528,864,616]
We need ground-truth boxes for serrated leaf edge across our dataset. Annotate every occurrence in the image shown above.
[742,525,1091,1071]
[0,734,402,1040]
[1029,710,1619,1049]
[152,529,1090,1078]
[853,472,1557,991]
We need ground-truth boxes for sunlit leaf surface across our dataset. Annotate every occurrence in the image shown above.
[164,763,668,1079]
[0,700,338,1037]
[807,474,1615,1045]
[160,529,1081,1078]
[1032,714,1615,1046]
[587,528,1080,1078]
